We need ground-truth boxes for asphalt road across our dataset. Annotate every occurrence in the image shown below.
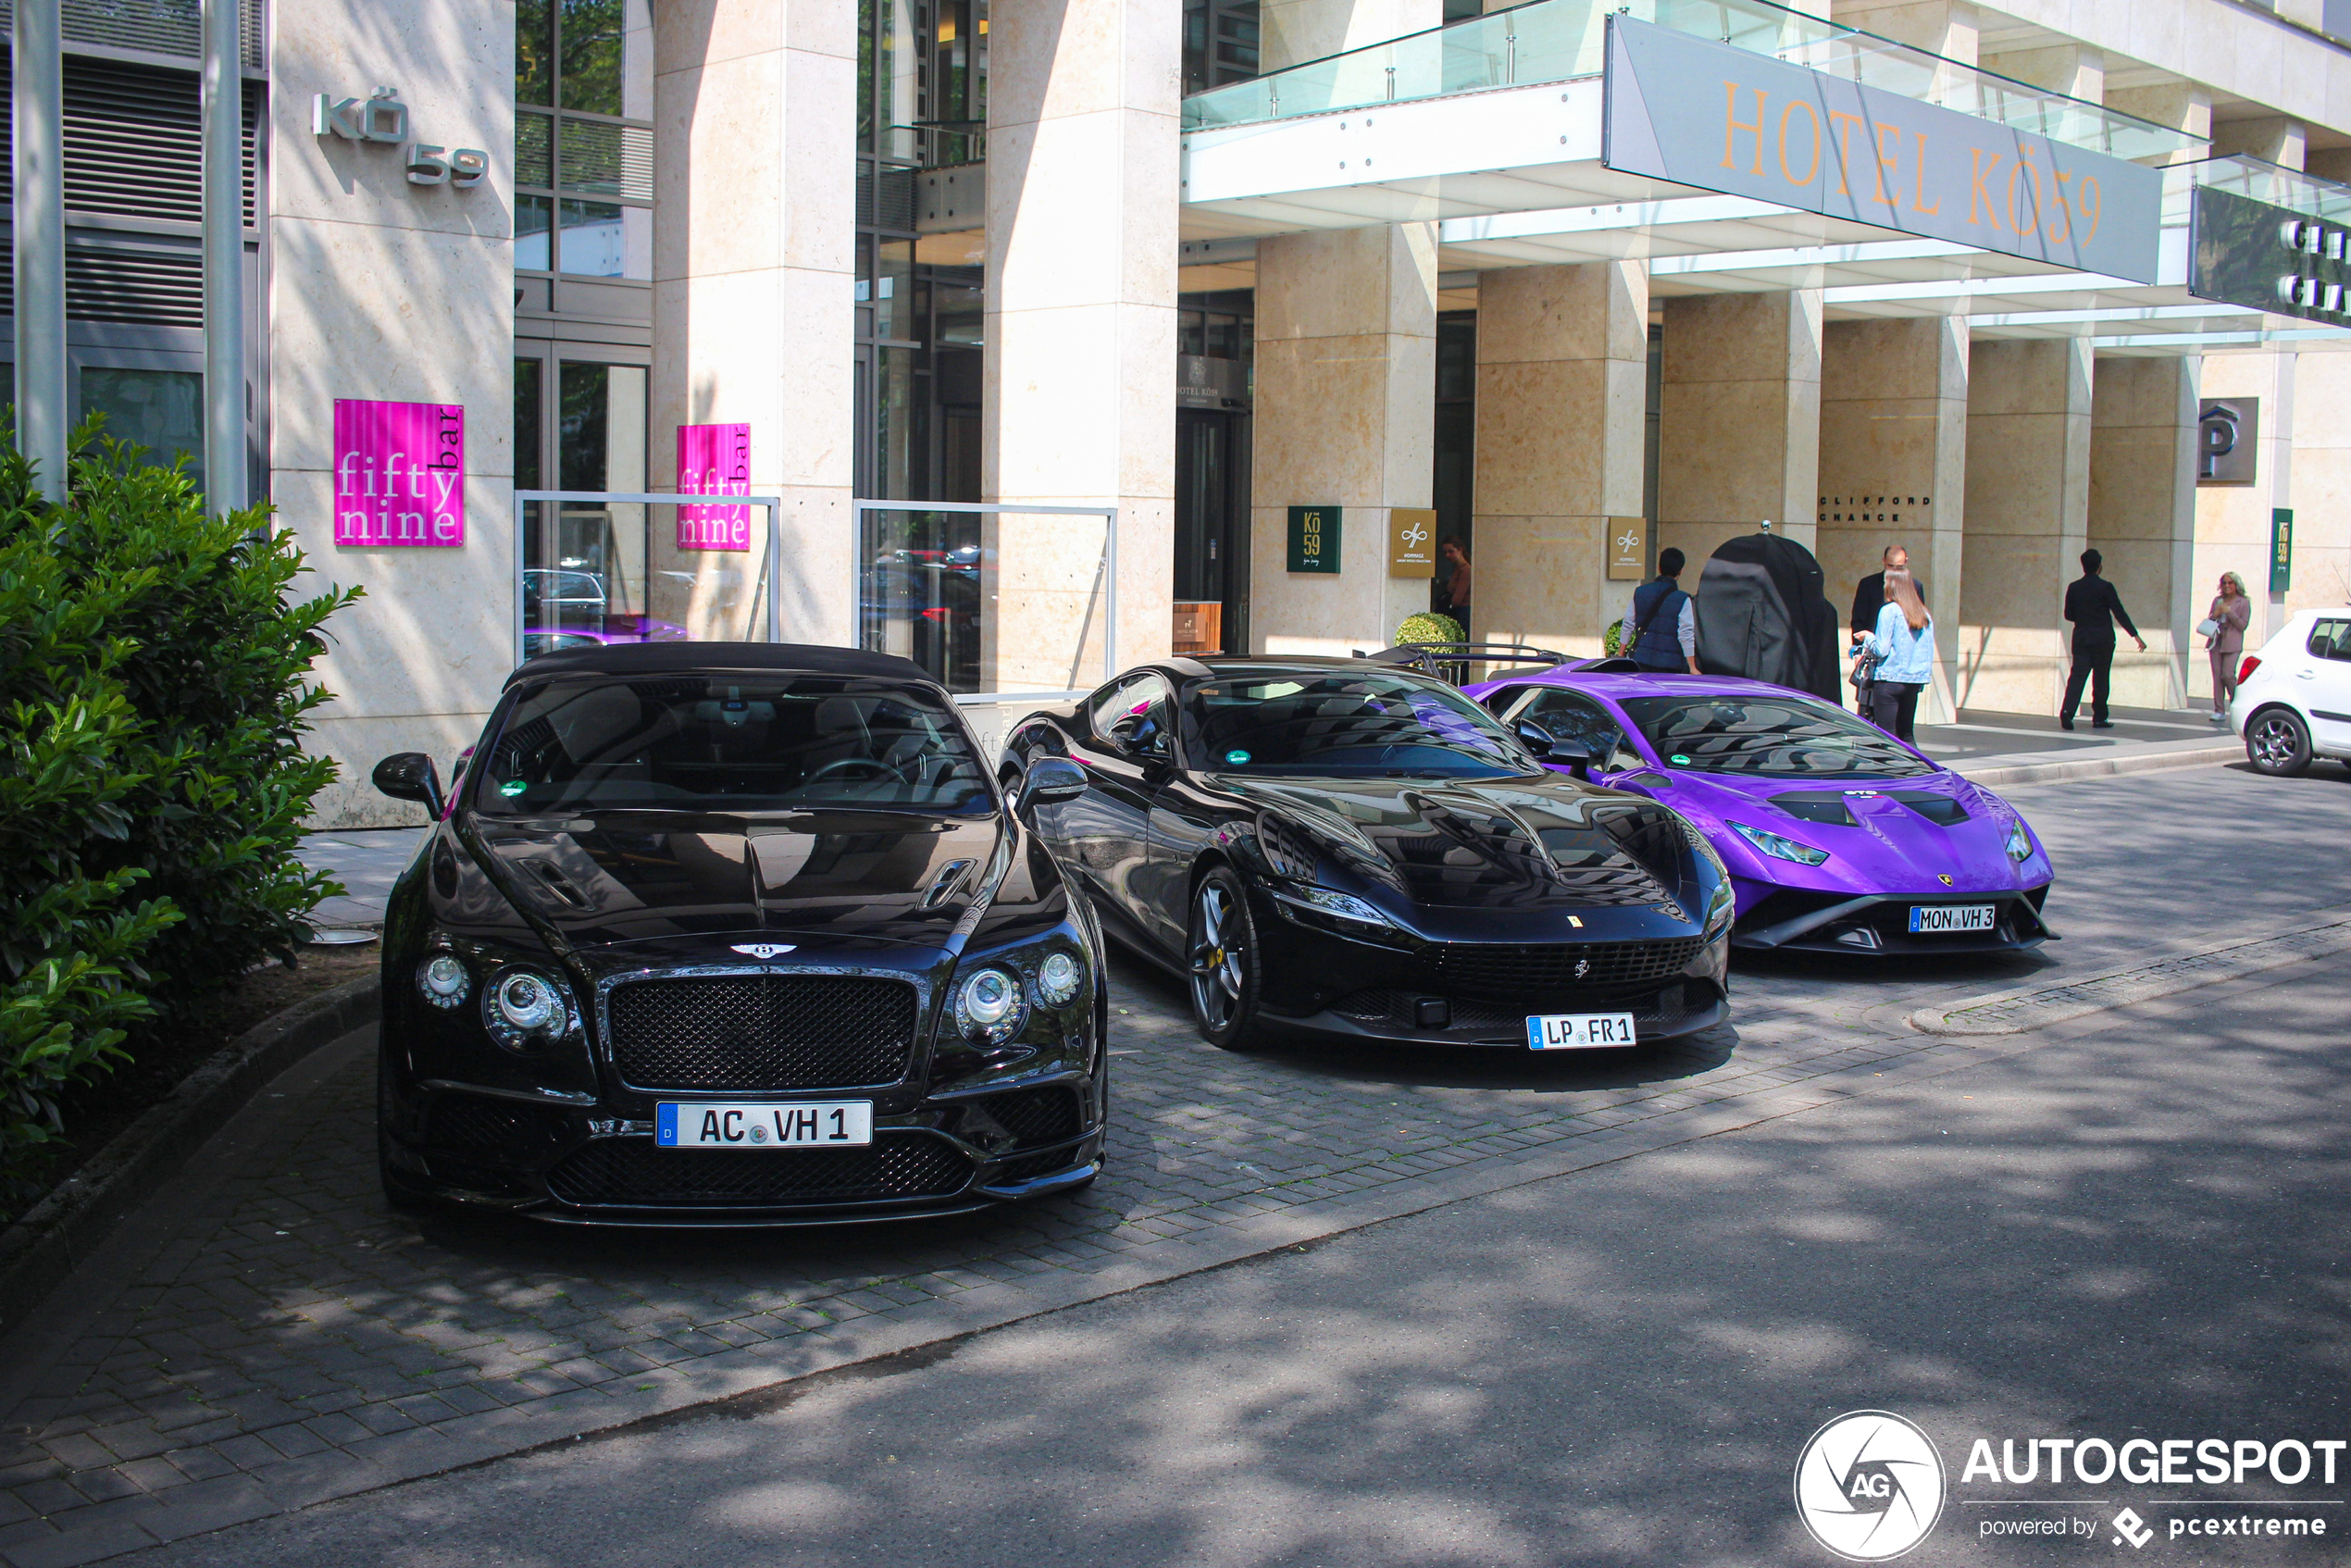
[118,766,2351,1567]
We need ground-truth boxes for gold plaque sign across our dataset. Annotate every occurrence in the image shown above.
[1605,516,1647,581]
[1388,508,1437,578]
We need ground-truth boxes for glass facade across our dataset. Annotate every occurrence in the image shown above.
[515,0,653,282]
[1432,311,1475,620]
[81,368,205,494]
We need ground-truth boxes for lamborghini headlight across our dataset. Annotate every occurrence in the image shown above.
[2005,819,2034,863]
[1728,820,1830,866]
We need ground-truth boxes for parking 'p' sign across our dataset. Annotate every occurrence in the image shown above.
[332,398,465,548]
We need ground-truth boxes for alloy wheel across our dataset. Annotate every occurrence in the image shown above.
[1187,874,1257,1047]
[2248,711,2311,776]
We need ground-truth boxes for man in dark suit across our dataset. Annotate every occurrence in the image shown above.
[2060,548,2146,730]
[1850,545,1926,716]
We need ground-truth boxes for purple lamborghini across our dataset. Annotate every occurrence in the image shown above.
[1457,661,2056,955]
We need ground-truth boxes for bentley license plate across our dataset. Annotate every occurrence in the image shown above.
[1909,904,1996,934]
[1524,1012,1639,1050]
[654,1101,873,1149]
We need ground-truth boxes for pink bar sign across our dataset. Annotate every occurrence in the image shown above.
[676,423,752,551]
[331,399,466,548]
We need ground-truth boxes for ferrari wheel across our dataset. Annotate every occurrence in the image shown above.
[1187,867,1262,1051]
[2246,708,2313,777]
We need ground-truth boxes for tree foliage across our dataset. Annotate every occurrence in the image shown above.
[0,429,359,1213]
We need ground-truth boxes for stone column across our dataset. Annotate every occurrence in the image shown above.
[651,1,856,643]
[2211,118,2307,171]
[1656,291,1823,565]
[1471,261,1648,658]
[1817,316,1967,720]
[983,0,1180,684]
[1248,224,1437,654]
[2088,356,2199,710]
[2194,351,2299,655]
[270,0,515,826]
[1956,339,2093,715]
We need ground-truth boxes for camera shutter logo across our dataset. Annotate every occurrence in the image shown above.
[1793,1410,1945,1561]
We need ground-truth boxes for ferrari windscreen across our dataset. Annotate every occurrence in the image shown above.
[1187,673,1534,778]
[1617,693,1934,779]
[478,676,992,814]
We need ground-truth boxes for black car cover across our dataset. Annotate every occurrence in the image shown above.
[1692,531,1842,701]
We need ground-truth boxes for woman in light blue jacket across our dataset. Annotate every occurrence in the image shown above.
[1861,567,1934,742]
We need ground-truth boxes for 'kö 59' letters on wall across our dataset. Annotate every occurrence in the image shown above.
[1601,16,2162,284]
[333,399,465,548]
[676,423,752,551]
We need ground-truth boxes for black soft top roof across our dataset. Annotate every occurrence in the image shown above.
[504,641,936,691]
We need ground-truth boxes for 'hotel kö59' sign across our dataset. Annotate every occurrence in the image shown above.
[1600,17,2161,284]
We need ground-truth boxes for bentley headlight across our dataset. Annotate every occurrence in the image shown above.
[954,965,1028,1044]
[417,954,470,1010]
[1036,951,1085,1008]
[1728,821,1831,866]
[2005,820,2034,863]
[481,967,575,1052]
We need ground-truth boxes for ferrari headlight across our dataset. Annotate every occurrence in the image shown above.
[1036,951,1085,1007]
[954,965,1028,1044]
[481,967,576,1051]
[2005,820,2034,863]
[417,954,470,1009]
[1270,885,1395,928]
[1702,873,1735,938]
[1728,821,1830,866]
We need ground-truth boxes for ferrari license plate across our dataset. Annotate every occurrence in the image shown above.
[1524,1012,1639,1050]
[1909,903,1997,934]
[654,1101,873,1149]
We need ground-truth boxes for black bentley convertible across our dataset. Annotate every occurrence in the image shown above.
[370,642,1107,1224]
[1001,657,1735,1051]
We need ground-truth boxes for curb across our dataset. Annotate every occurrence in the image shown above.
[1953,741,2240,790]
[0,974,381,1340]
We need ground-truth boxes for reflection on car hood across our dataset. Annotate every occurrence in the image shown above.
[1660,771,2034,892]
[1213,774,1691,913]
[466,808,1005,946]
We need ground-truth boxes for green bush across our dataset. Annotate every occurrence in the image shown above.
[0,430,358,1213]
[1394,611,1463,647]
[1603,616,1626,656]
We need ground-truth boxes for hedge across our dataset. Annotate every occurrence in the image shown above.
[0,429,359,1215]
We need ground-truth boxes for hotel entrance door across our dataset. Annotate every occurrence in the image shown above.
[1175,405,1248,656]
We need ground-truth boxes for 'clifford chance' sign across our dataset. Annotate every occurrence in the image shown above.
[676,423,753,550]
[333,399,465,548]
[1601,16,2161,284]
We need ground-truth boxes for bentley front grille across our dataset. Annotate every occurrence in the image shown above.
[605,974,920,1092]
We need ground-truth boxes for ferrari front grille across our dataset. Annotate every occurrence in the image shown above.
[1428,938,1703,1002]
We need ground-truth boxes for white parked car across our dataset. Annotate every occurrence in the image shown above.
[2229,608,2351,776]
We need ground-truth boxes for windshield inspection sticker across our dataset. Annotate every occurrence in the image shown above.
[1670,754,1692,765]
[499,779,527,797]
[1225,750,1250,765]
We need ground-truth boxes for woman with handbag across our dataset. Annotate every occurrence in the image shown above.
[2202,571,2253,723]
[1860,567,1934,742]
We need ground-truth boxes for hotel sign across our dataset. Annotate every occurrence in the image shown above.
[1388,508,1436,578]
[2189,184,2351,325]
[1601,16,2162,283]
[1287,505,1339,574]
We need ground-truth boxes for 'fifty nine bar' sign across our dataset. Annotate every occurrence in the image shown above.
[1601,16,2161,284]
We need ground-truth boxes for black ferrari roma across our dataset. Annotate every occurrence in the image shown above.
[1001,657,1735,1051]
[370,642,1108,1225]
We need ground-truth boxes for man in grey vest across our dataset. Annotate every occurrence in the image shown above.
[1629,548,1699,674]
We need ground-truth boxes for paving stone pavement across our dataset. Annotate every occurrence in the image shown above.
[3,763,2341,1565]
[293,831,426,929]
[0,950,2026,1567]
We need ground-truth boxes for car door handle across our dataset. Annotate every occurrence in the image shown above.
[2297,669,2318,678]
